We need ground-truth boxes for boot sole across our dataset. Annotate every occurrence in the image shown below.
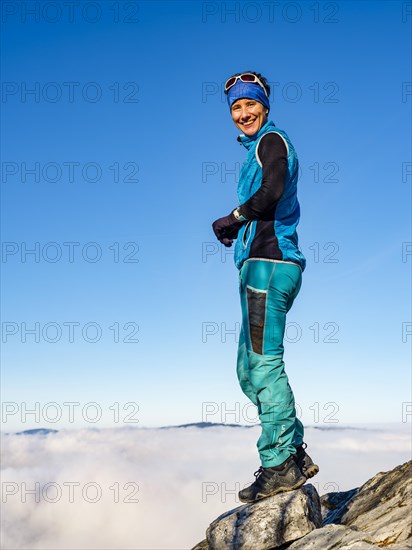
[239,476,306,503]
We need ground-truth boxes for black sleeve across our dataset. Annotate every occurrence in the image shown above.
[237,132,287,221]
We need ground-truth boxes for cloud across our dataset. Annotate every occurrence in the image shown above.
[1,424,411,549]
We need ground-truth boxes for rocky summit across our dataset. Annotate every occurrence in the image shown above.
[192,460,411,550]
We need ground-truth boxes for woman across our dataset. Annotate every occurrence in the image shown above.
[212,71,319,503]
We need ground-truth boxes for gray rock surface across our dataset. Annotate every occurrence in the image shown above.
[286,524,379,549]
[192,540,209,550]
[192,461,412,550]
[329,460,412,547]
[206,484,321,550]
[321,488,359,524]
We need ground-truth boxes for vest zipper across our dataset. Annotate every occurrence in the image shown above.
[242,220,253,250]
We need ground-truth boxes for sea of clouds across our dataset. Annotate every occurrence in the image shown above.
[1,423,411,549]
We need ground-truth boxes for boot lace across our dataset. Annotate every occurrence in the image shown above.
[253,466,272,489]
[254,466,264,479]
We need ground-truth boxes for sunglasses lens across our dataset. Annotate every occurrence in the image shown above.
[225,77,237,91]
[240,74,256,82]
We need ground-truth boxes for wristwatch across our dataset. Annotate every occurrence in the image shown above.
[233,208,248,222]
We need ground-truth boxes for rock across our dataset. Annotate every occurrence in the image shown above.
[330,461,412,547]
[320,488,358,523]
[192,461,412,550]
[290,460,412,549]
[205,484,321,550]
[191,539,209,550]
[389,540,412,550]
[286,524,379,549]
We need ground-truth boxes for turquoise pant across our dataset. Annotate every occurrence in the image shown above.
[237,259,304,468]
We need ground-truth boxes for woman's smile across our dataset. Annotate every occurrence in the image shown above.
[231,99,268,136]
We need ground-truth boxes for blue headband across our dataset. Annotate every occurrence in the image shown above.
[226,80,270,112]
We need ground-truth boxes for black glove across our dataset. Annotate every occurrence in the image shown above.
[212,211,244,247]
[220,236,234,247]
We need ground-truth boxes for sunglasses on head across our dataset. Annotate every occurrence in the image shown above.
[224,73,268,97]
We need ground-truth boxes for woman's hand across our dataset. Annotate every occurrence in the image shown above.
[212,211,244,247]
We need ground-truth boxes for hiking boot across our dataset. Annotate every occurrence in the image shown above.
[294,443,319,479]
[238,456,306,503]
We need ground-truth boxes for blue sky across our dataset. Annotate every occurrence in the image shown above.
[1,0,411,430]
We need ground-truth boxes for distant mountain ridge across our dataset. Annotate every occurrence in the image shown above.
[14,428,59,436]
[4,423,386,435]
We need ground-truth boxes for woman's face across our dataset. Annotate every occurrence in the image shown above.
[230,98,268,136]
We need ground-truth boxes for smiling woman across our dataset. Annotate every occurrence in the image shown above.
[227,73,271,136]
[211,70,318,504]
[231,97,268,136]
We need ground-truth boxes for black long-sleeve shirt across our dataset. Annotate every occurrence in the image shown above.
[237,132,287,221]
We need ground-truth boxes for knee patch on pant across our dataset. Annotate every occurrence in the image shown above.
[246,285,267,355]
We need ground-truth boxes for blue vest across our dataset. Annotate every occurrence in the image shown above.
[234,120,306,272]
